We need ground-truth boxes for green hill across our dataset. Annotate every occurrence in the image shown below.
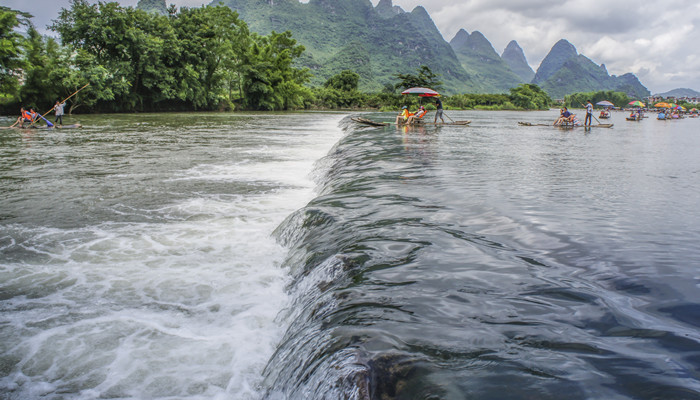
[534,39,649,99]
[501,40,534,83]
[211,0,648,97]
[449,29,524,93]
[217,0,477,93]
[654,88,700,98]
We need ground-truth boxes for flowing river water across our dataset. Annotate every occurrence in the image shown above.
[1,111,699,399]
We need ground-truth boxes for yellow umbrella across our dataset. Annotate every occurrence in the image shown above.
[654,102,671,108]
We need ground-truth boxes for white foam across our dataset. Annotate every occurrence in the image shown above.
[0,113,345,399]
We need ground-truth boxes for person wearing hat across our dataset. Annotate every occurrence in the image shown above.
[407,105,427,124]
[395,105,413,125]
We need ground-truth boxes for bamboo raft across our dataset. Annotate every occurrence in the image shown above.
[1,124,83,130]
[352,117,471,127]
[518,121,614,128]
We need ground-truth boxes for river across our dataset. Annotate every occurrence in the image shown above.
[1,111,699,399]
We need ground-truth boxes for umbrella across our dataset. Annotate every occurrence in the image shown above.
[654,102,671,108]
[628,100,645,107]
[668,103,678,108]
[596,100,614,107]
[676,106,686,111]
[401,87,441,97]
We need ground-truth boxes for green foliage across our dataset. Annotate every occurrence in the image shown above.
[564,90,629,109]
[41,1,310,112]
[0,7,31,105]
[393,65,443,92]
[324,70,359,92]
[219,0,477,94]
[240,31,312,110]
[446,93,511,109]
[443,84,551,110]
[509,84,552,110]
[310,70,366,108]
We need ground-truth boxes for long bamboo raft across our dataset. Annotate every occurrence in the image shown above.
[1,124,83,130]
[518,121,614,128]
[352,117,471,127]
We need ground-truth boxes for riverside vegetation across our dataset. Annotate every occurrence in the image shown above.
[0,2,629,114]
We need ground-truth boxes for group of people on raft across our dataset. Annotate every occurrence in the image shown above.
[395,97,445,125]
[15,101,66,128]
[553,100,596,126]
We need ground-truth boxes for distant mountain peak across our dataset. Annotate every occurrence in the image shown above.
[654,87,700,98]
[501,40,534,82]
[533,38,578,84]
[553,38,577,53]
[136,0,167,14]
[450,30,496,56]
[375,0,404,17]
[450,29,524,92]
[449,29,470,48]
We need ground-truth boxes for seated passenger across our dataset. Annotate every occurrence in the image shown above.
[407,106,427,124]
[554,107,574,125]
[395,106,413,125]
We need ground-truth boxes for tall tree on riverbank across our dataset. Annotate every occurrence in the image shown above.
[240,31,311,110]
[0,7,31,105]
[49,0,310,112]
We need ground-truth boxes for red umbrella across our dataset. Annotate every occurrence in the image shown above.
[401,87,441,97]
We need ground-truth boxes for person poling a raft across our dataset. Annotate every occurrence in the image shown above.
[25,83,90,129]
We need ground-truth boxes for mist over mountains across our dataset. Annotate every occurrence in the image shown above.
[139,0,650,98]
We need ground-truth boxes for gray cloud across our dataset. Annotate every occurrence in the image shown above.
[378,0,700,93]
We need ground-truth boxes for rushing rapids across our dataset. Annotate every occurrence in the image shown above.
[1,111,699,399]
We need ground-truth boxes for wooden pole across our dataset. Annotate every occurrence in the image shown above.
[28,83,89,128]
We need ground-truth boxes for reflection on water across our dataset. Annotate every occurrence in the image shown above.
[264,111,700,399]
[2,110,699,399]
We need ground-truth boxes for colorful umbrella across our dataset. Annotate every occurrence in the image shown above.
[628,100,645,107]
[654,102,671,108]
[596,100,614,107]
[401,87,441,97]
[668,103,678,108]
[676,106,686,111]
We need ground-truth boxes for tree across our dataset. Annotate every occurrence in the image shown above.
[0,7,31,105]
[509,84,552,110]
[241,31,311,110]
[173,5,250,109]
[52,0,180,111]
[564,90,629,109]
[324,70,359,92]
[393,65,443,92]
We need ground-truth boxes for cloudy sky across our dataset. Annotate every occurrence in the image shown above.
[7,0,699,94]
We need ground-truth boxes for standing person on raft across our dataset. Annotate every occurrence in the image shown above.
[584,99,593,126]
[54,100,66,126]
[434,97,445,124]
